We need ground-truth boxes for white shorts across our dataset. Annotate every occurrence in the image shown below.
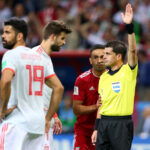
[0,122,44,150]
[43,128,54,150]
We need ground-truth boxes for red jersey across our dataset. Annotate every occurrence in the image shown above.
[73,69,99,136]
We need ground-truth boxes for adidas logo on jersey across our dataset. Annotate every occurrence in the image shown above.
[89,86,95,90]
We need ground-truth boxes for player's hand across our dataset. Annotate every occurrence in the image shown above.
[91,130,98,145]
[0,112,5,123]
[5,105,17,116]
[96,95,102,108]
[0,105,17,122]
[45,119,51,134]
[121,3,133,24]
[53,117,62,134]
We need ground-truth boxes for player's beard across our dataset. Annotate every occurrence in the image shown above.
[94,64,105,72]
[51,44,61,52]
[2,37,17,50]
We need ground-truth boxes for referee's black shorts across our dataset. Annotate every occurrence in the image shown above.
[96,115,133,150]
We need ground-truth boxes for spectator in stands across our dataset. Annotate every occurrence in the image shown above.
[59,92,76,133]
[79,20,105,48]
[134,0,150,30]
[64,18,80,50]
[135,106,150,137]
[13,3,28,22]
[10,0,44,13]
[26,19,41,48]
[137,50,150,101]
[0,0,12,30]
[141,107,150,136]
[24,11,43,48]
[37,0,59,26]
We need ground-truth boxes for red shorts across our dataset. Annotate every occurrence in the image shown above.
[73,133,96,150]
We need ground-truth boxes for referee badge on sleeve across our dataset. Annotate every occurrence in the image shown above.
[112,82,121,93]
[74,86,79,95]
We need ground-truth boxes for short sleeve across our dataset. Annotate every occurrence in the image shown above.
[124,63,138,80]
[73,77,86,101]
[45,58,55,80]
[1,51,16,74]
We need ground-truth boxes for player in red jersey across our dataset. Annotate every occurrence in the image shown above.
[73,44,106,150]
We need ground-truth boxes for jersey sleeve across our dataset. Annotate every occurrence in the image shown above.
[45,58,56,80]
[73,76,86,101]
[1,51,16,74]
[125,63,138,80]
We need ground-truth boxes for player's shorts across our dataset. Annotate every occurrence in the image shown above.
[0,122,44,150]
[43,128,54,150]
[73,133,96,150]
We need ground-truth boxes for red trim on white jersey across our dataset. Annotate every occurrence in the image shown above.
[40,45,49,56]
[0,123,8,150]
[2,68,15,75]
[45,73,56,80]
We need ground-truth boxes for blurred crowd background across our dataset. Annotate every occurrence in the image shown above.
[0,0,150,137]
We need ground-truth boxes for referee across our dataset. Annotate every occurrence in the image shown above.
[92,4,138,150]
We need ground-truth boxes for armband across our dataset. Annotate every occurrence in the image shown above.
[125,23,134,34]
[94,119,100,130]
[53,113,58,118]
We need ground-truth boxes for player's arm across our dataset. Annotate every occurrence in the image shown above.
[121,3,137,67]
[45,75,64,122]
[91,96,102,144]
[0,70,13,119]
[73,100,99,115]
[73,77,100,115]
[96,96,102,119]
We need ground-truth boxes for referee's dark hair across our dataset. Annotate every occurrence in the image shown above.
[90,44,105,57]
[105,40,127,61]
[4,18,28,41]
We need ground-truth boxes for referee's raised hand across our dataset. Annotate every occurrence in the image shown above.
[121,3,133,24]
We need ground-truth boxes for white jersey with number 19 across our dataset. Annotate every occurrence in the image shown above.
[32,45,55,128]
[1,46,55,134]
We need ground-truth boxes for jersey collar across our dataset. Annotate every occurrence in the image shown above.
[91,69,100,78]
[108,67,121,75]
[39,45,49,57]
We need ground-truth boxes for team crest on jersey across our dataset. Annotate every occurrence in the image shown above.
[74,86,79,95]
[112,82,121,93]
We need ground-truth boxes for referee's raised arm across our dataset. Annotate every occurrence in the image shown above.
[121,3,138,67]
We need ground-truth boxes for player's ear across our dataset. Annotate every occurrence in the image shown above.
[50,34,56,41]
[17,32,23,41]
[89,57,92,65]
[116,54,122,61]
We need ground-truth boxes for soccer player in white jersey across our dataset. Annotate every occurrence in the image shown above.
[0,18,64,150]
[32,20,72,150]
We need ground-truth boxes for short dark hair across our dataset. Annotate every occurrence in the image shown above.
[43,20,72,40]
[105,40,127,61]
[4,18,28,41]
[90,44,105,57]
